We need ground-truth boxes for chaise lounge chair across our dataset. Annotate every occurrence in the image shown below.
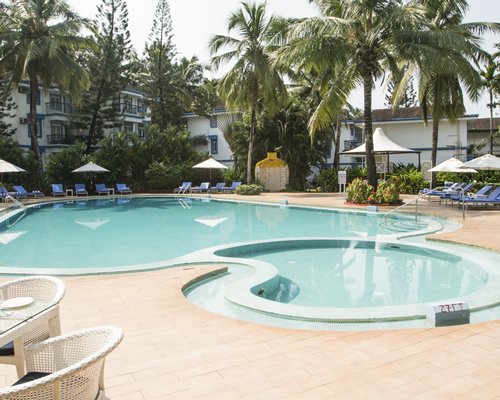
[448,185,493,206]
[440,182,475,204]
[174,181,192,194]
[461,186,500,207]
[51,183,65,196]
[116,183,132,194]
[191,182,210,193]
[13,185,44,198]
[74,183,88,196]
[0,187,9,202]
[95,183,111,195]
[207,182,226,193]
[222,181,242,193]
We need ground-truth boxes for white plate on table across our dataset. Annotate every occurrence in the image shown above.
[1,297,34,309]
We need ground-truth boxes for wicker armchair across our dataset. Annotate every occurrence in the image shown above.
[0,276,65,377]
[0,326,124,400]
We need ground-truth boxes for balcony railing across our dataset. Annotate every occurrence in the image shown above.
[344,140,361,151]
[45,102,73,115]
[47,133,76,145]
[112,103,147,116]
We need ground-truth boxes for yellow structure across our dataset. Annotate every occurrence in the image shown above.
[255,152,289,192]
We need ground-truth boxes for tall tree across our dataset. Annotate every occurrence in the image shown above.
[275,0,489,188]
[409,0,496,186]
[76,0,135,153]
[209,1,286,183]
[0,84,17,137]
[480,49,500,154]
[141,0,180,129]
[0,0,93,175]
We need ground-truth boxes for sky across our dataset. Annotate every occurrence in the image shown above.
[68,0,500,117]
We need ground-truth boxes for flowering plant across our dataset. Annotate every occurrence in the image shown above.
[346,178,400,204]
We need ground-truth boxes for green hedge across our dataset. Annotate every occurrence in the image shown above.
[236,184,264,195]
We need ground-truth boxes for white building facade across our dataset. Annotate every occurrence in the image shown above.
[184,110,235,166]
[3,81,149,164]
[185,107,483,172]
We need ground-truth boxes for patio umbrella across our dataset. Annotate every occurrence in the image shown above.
[428,157,477,173]
[0,159,25,184]
[192,158,227,185]
[459,154,500,170]
[72,162,109,188]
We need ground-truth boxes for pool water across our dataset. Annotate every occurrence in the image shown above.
[0,197,429,273]
[249,243,487,308]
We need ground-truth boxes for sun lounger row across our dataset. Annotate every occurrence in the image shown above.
[0,185,44,201]
[51,183,132,196]
[174,181,242,194]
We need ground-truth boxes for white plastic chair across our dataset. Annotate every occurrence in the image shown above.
[0,326,123,400]
[0,276,65,377]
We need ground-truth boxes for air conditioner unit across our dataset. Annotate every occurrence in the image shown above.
[18,86,28,94]
[19,117,28,124]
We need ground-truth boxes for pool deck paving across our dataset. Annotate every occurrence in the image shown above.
[1,192,500,399]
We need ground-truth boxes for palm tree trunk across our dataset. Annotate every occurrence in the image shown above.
[333,119,341,169]
[431,118,439,188]
[28,71,43,177]
[247,106,256,184]
[363,67,377,188]
[489,89,494,154]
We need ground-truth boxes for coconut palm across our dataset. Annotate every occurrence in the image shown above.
[0,0,93,174]
[401,0,497,186]
[209,2,286,183]
[275,0,494,188]
[480,51,500,154]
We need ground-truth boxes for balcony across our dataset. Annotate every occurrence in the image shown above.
[45,102,73,115]
[344,140,361,151]
[47,134,76,145]
[112,103,147,117]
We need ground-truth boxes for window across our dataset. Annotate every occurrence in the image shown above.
[209,135,218,154]
[26,90,41,105]
[51,121,63,136]
[138,125,145,138]
[28,118,43,138]
[49,94,62,110]
[137,99,144,113]
[209,116,218,128]
[123,98,132,113]
[123,122,133,133]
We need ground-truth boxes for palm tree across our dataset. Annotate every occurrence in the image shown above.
[480,51,500,154]
[209,2,286,183]
[275,0,493,188]
[0,0,93,175]
[404,0,496,187]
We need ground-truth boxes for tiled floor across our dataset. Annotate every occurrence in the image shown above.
[1,193,499,399]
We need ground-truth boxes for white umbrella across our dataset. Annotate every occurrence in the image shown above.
[0,159,25,184]
[72,162,109,173]
[459,154,500,170]
[428,157,477,173]
[73,162,109,188]
[193,158,228,185]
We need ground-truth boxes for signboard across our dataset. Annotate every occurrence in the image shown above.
[338,171,347,184]
[338,171,347,193]
[426,302,470,327]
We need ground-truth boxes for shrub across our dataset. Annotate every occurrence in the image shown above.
[346,178,373,204]
[315,168,338,192]
[375,179,400,204]
[390,167,427,194]
[236,184,263,195]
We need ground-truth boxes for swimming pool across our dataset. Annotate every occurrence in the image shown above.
[3,195,499,330]
[0,197,436,274]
